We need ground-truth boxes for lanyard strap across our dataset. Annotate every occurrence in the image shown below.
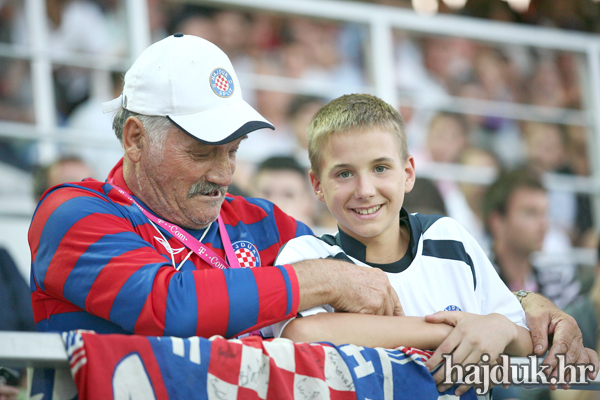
[110,183,239,269]
[218,216,240,269]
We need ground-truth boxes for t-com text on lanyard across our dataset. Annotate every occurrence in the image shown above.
[110,183,240,270]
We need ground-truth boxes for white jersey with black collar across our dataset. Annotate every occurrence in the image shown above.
[272,209,527,338]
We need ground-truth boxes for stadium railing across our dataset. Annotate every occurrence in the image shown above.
[1,331,599,393]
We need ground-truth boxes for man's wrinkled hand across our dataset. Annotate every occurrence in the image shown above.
[521,292,599,389]
[331,264,404,317]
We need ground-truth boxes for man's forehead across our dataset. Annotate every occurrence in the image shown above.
[509,187,547,207]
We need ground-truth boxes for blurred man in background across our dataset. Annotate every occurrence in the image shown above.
[249,156,316,229]
[484,167,580,309]
[33,155,96,200]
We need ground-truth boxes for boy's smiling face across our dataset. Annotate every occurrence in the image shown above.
[310,128,415,244]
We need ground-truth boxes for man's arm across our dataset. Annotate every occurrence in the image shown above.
[29,187,403,338]
[282,312,452,349]
[293,259,403,316]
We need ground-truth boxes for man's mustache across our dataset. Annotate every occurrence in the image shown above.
[188,180,227,198]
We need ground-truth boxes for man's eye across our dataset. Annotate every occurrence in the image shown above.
[339,171,351,178]
[374,166,387,173]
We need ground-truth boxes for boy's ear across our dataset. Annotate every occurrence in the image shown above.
[404,156,416,194]
[309,170,326,203]
[122,116,146,164]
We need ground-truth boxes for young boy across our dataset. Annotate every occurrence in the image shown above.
[271,94,532,366]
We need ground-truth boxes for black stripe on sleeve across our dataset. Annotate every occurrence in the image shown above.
[422,239,477,290]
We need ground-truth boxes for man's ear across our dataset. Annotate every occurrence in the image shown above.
[122,117,146,163]
[404,156,416,194]
[309,170,326,203]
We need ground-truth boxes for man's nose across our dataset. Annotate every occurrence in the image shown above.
[205,154,233,187]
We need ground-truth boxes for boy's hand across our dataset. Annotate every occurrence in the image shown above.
[424,311,517,396]
[521,292,599,389]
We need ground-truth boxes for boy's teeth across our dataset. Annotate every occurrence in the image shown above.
[354,205,381,215]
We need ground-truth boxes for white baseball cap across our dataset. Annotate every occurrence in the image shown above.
[102,33,273,144]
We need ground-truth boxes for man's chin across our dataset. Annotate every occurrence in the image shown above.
[186,201,225,227]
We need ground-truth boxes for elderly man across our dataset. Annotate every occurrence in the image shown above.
[28,34,596,388]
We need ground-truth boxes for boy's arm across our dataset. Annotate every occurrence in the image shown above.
[282,313,453,350]
[425,312,532,396]
[506,323,534,356]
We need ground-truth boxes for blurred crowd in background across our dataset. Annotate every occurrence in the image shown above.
[2,0,600,397]
[1,0,597,241]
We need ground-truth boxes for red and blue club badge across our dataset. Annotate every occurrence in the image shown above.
[232,240,261,268]
[209,68,234,98]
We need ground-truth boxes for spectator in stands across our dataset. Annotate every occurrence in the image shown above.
[287,95,327,169]
[565,125,594,245]
[483,167,581,309]
[0,246,34,331]
[0,245,33,400]
[403,177,447,216]
[0,383,19,400]
[32,155,96,200]
[469,46,524,167]
[416,112,470,221]
[167,5,216,43]
[523,121,577,237]
[284,17,365,98]
[424,112,469,165]
[528,58,567,109]
[446,147,500,252]
[46,0,111,118]
[67,71,125,178]
[249,156,316,229]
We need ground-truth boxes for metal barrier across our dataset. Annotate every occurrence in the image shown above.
[1,331,599,394]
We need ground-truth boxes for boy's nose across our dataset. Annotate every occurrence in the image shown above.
[355,176,376,199]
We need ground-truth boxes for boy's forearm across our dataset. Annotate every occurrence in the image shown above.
[504,326,534,356]
[282,313,453,350]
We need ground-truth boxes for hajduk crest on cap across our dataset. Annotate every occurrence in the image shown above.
[210,68,234,98]
[100,34,273,145]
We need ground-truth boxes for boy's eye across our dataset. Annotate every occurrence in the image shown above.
[374,166,387,173]
[339,171,352,179]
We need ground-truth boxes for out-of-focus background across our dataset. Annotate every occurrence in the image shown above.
[3,0,600,363]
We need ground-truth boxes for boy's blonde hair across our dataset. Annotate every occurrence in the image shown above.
[307,94,408,177]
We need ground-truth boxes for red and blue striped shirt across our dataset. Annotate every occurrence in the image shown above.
[29,159,312,338]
